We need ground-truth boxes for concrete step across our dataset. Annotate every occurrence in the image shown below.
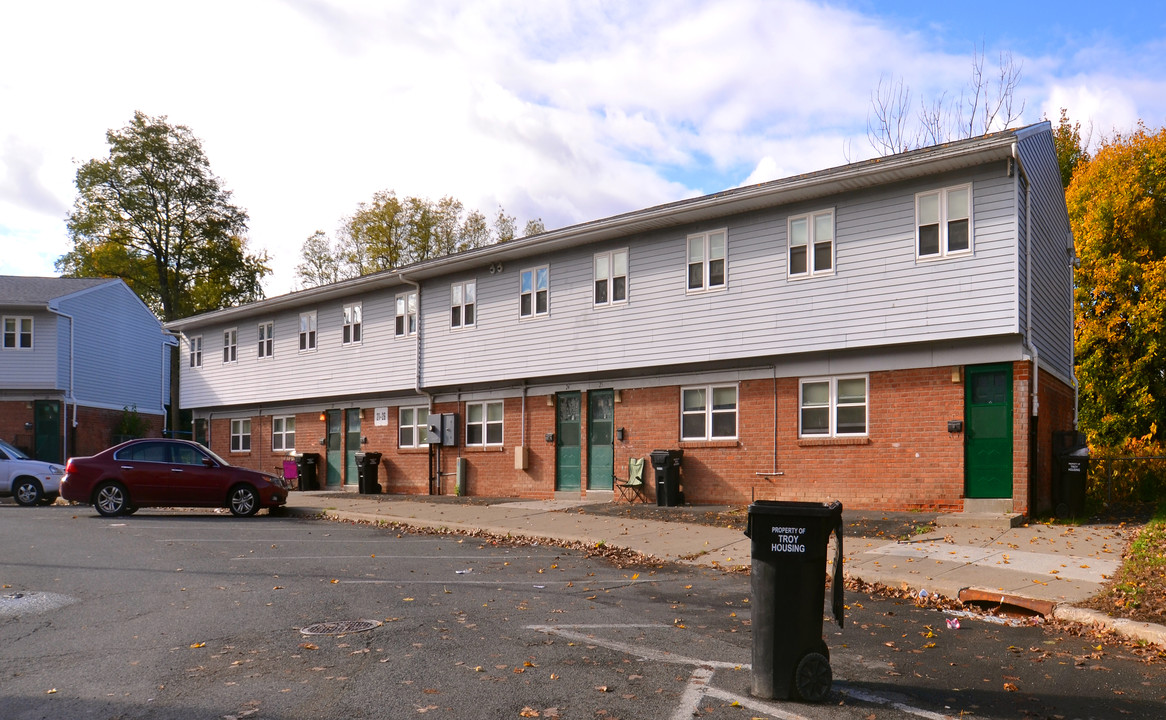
[935,512,1026,530]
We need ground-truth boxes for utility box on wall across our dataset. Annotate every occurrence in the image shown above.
[427,413,459,447]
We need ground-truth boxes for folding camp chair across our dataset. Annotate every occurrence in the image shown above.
[616,457,647,503]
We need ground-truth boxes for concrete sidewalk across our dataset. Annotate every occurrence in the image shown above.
[281,490,1166,648]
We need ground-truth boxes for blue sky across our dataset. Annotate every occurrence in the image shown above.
[2,0,1164,296]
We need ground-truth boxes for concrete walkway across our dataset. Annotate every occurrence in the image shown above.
[281,491,1166,648]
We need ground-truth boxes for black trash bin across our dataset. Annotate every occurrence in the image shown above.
[1052,432,1089,518]
[745,500,844,703]
[649,449,683,506]
[295,453,319,491]
[355,451,383,494]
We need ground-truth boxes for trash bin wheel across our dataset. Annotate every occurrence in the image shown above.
[1055,501,1070,519]
[793,652,832,703]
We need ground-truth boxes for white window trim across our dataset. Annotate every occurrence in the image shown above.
[519,266,549,319]
[450,280,476,330]
[395,292,417,337]
[593,249,629,307]
[257,321,274,359]
[222,328,238,365]
[189,335,203,368]
[398,406,429,448]
[680,384,738,441]
[343,303,363,345]
[299,311,317,353]
[787,209,836,279]
[686,229,728,293]
[271,415,296,452]
[230,418,251,452]
[466,400,504,447]
[915,184,973,261]
[798,375,869,438]
[2,316,33,350]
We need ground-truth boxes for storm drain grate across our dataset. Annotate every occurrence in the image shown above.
[299,619,382,636]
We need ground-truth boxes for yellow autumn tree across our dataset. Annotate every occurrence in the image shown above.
[1067,123,1166,451]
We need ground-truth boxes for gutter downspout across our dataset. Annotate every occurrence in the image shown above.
[47,305,76,458]
[1012,145,1039,514]
[399,274,433,411]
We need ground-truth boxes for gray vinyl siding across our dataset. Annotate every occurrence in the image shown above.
[181,289,416,409]
[1016,127,1075,380]
[423,162,1020,387]
[0,310,58,389]
[57,283,168,413]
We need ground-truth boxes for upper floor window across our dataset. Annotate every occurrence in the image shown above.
[272,415,296,451]
[594,249,628,306]
[189,335,203,368]
[343,303,362,345]
[257,321,274,359]
[799,375,868,437]
[222,328,238,364]
[687,230,726,292]
[681,384,738,441]
[399,406,429,448]
[395,292,417,337]
[917,185,971,259]
[230,418,251,452]
[520,266,549,318]
[788,210,834,278]
[299,311,317,352]
[2,316,32,350]
[451,281,476,329]
[466,400,504,446]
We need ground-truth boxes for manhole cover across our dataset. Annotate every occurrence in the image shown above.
[300,619,382,636]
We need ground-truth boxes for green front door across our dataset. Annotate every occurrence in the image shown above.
[34,400,61,463]
[556,392,582,491]
[588,390,614,491]
[965,364,1013,498]
[325,410,342,487]
[345,408,361,486]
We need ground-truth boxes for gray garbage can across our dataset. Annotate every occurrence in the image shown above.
[745,500,844,702]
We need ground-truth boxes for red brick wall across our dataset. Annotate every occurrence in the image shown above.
[1,400,163,460]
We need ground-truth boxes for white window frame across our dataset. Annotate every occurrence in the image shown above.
[798,375,869,438]
[395,292,417,337]
[450,280,476,329]
[299,311,317,352]
[189,335,203,368]
[2,316,33,350]
[466,400,504,446]
[519,266,549,319]
[222,328,238,364]
[342,303,362,345]
[680,384,738,441]
[272,415,296,451]
[257,321,274,359]
[916,184,973,260]
[398,406,429,448]
[787,209,835,278]
[594,249,628,307]
[230,418,251,452]
[686,229,727,293]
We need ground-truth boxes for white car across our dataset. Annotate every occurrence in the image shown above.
[0,438,65,506]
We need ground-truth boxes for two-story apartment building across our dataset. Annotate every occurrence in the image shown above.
[167,122,1076,515]
[0,276,171,461]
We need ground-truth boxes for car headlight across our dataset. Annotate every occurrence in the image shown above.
[49,465,65,475]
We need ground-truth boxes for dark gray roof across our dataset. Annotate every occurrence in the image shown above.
[0,275,117,307]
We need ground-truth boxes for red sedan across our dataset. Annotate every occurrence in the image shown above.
[61,439,289,517]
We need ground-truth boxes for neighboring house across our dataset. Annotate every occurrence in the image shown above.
[0,276,172,462]
[167,122,1076,515]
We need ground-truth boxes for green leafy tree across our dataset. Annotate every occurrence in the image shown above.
[523,218,546,237]
[1067,123,1166,450]
[1051,108,1091,189]
[493,207,517,243]
[295,230,344,288]
[59,111,270,434]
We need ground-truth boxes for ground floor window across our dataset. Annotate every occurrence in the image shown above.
[272,415,295,451]
[681,384,738,440]
[230,418,251,452]
[466,401,503,446]
[399,406,429,447]
[799,375,868,437]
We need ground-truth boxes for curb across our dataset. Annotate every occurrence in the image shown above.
[1052,605,1166,649]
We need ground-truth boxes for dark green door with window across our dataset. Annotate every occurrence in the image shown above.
[556,392,582,492]
[325,410,342,487]
[34,400,61,463]
[345,408,361,486]
[965,364,1013,498]
[588,390,614,491]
